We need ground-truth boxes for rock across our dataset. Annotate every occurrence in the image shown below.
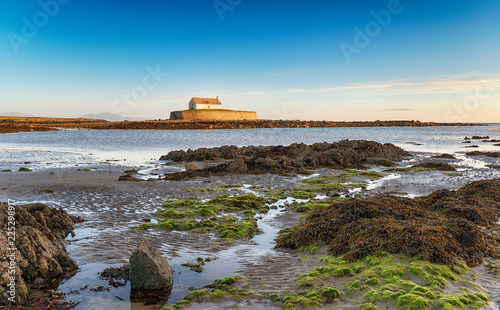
[365,158,396,167]
[129,241,173,290]
[432,154,456,159]
[185,162,199,171]
[471,136,489,140]
[412,162,457,171]
[225,157,248,174]
[118,174,137,181]
[0,203,78,305]
[161,140,410,180]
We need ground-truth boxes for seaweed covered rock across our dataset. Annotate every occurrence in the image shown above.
[466,151,500,158]
[161,140,410,180]
[276,180,500,266]
[412,162,457,171]
[418,189,500,227]
[0,203,78,305]
[432,154,456,159]
[456,179,500,201]
[118,173,138,181]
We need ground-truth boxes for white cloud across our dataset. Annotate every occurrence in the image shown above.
[284,72,500,96]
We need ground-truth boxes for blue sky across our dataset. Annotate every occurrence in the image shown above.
[0,0,499,122]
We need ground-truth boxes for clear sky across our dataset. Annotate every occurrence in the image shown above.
[0,0,499,122]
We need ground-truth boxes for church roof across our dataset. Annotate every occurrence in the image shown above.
[191,97,222,105]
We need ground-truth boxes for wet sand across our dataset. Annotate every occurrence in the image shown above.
[1,150,500,309]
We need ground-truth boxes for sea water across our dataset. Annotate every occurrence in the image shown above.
[0,124,499,169]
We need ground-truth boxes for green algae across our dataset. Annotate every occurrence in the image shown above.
[38,188,54,193]
[181,188,226,193]
[386,190,408,195]
[291,191,317,199]
[281,287,341,310]
[445,173,464,177]
[216,275,241,286]
[217,184,244,188]
[184,289,209,301]
[210,289,228,298]
[291,253,491,310]
[133,194,275,240]
[181,258,205,272]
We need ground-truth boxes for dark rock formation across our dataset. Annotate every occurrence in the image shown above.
[0,203,78,305]
[160,140,410,180]
[276,179,500,266]
[466,151,500,158]
[413,162,457,171]
[129,241,173,291]
[432,154,456,159]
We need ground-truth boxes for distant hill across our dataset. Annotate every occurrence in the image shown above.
[80,112,147,121]
[0,111,36,117]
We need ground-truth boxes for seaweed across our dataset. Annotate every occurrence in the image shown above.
[276,180,500,266]
[411,163,457,171]
[432,154,456,159]
[466,151,500,158]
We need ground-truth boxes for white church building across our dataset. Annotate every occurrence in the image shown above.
[188,97,222,110]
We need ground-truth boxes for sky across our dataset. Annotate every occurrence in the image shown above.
[0,0,499,122]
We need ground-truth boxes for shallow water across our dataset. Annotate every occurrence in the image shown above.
[1,124,500,169]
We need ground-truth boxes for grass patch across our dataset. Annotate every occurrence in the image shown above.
[18,167,32,172]
[38,189,54,193]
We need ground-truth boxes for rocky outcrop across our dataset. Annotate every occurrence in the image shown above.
[276,179,500,266]
[129,241,173,291]
[160,140,410,180]
[0,203,78,305]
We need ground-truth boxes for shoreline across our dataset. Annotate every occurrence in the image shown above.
[0,117,482,134]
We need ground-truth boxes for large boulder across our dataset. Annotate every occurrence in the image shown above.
[129,241,173,290]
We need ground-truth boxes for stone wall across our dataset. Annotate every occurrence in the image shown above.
[170,109,258,121]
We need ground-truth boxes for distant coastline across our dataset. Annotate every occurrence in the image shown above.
[0,116,482,134]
